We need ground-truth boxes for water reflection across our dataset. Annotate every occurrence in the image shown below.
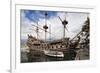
[21,48,77,63]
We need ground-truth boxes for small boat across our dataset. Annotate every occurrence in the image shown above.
[44,50,64,58]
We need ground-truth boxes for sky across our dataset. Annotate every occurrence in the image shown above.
[20,9,89,41]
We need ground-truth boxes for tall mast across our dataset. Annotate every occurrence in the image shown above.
[49,24,51,41]
[58,12,68,39]
[63,13,68,38]
[36,22,39,39]
[63,13,66,38]
[43,12,48,42]
[63,25,65,39]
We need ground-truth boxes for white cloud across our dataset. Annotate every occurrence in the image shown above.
[21,11,89,41]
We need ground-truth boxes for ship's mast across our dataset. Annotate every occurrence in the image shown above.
[36,22,39,39]
[58,13,68,39]
[43,12,48,42]
[49,24,51,41]
[63,13,68,38]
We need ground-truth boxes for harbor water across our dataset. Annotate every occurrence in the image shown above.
[21,48,77,63]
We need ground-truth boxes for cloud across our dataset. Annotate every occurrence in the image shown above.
[20,10,89,40]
